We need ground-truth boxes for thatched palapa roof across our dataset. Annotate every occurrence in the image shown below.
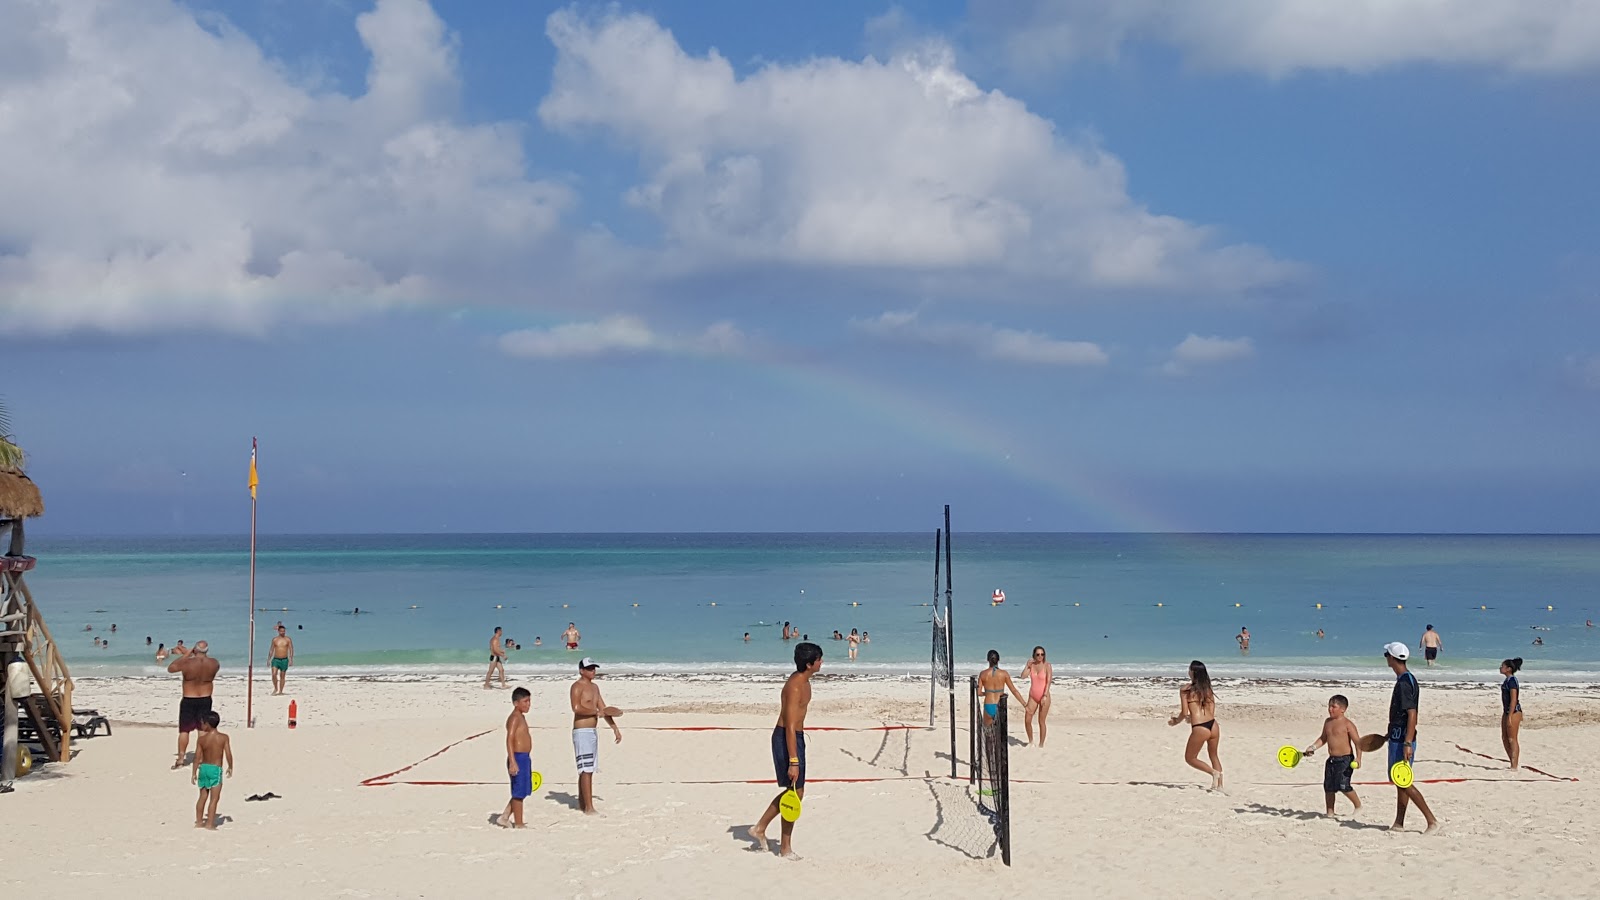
[0,470,44,519]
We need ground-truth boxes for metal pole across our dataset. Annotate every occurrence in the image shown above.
[246,438,257,729]
[945,505,955,780]
[929,529,940,727]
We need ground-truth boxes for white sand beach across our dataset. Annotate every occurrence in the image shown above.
[5,673,1598,899]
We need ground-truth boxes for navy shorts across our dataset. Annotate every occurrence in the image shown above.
[1323,755,1354,793]
[771,727,806,789]
[509,751,532,800]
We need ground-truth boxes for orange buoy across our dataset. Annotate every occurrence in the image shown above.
[288,699,298,730]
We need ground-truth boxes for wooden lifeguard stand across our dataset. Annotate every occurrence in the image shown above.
[1,470,74,764]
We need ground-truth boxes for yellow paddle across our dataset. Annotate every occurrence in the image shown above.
[1276,745,1303,769]
[779,789,803,822]
[1389,759,1414,788]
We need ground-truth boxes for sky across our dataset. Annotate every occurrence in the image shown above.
[3,0,1599,534]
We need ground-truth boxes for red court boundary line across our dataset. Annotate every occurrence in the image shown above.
[366,775,1052,787]
[361,729,494,787]
[642,725,931,732]
[1453,744,1578,782]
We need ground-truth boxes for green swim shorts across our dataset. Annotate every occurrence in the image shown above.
[197,763,223,789]
[271,657,289,671]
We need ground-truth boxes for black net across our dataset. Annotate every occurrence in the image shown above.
[968,675,1012,866]
[931,607,951,689]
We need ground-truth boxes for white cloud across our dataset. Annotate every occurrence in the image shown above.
[539,10,1295,293]
[1162,333,1255,375]
[854,310,1108,366]
[972,0,1600,76]
[498,316,750,360]
[0,0,571,334]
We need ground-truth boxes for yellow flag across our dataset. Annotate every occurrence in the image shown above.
[249,439,258,500]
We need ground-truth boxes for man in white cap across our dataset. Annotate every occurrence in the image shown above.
[1383,642,1437,833]
[569,657,622,815]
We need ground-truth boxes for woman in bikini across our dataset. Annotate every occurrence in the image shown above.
[976,649,1026,726]
[1021,645,1053,747]
[1168,659,1224,791]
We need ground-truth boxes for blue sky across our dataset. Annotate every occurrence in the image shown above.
[3,0,1598,534]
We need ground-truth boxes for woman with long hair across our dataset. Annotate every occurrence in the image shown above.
[1168,659,1224,791]
[1500,657,1524,770]
[1021,645,1053,747]
[976,649,1026,726]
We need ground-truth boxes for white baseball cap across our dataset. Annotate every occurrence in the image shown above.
[1382,642,1410,661]
[578,657,599,670]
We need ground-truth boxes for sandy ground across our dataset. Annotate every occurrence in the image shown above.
[4,671,1598,899]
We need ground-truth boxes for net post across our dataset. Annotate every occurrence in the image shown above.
[945,505,955,780]
[930,529,940,727]
[968,674,977,785]
[998,694,1011,866]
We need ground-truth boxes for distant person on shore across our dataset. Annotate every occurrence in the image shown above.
[1500,657,1523,770]
[976,650,1025,726]
[1419,625,1442,666]
[1021,645,1053,747]
[1382,642,1438,833]
[168,641,219,770]
[749,641,823,859]
[190,710,232,830]
[847,629,860,661]
[1168,660,1224,792]
[1236,628,1250,653]
[563,623,581,651]
[501,686,533,828]
[570,658,621,815]
[1301,694,1362,817]
[485,627,508,689]
[269,624,294,695]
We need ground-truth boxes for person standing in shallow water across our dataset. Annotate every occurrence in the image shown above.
[1168,660,1224,792]
[1236,627,1250,653]
[1419,625,1442,666]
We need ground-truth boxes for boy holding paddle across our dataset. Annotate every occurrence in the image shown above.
[1301,694,1362,817]
[749,641,823,859]
[1383,642,1438,833]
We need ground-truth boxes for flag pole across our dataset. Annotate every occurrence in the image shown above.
[247,437,258,729]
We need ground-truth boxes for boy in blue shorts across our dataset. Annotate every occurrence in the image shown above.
[501,687,533,828]
[1383,642,1438,833]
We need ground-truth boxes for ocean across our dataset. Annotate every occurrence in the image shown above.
[22,533,1600,682]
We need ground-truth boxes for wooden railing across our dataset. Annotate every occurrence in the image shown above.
[2,560,73,762]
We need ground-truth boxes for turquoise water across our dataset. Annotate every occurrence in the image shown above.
[22,533,1600,681]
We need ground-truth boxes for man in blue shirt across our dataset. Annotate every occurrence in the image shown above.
[1384,642,1438,833]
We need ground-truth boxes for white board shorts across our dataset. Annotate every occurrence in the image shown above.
[573,727,598,774]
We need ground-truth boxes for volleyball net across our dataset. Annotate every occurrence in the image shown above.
[968,676,1012,866]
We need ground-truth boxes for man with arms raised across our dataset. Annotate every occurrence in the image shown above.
[569,657,622,815]
[750,641,822,859]
[268,624,294,695]
[167,640,220,770]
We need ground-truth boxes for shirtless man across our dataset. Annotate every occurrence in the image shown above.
[172,640,189,657]
[750,641,823,859]
[268,625,294,695]
[484,626,508,689]
[167,640,220,769]
[562,623,581,651]
[1419,625,1443,667]
[569,657,622,815]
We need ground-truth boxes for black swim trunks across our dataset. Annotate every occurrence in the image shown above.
[1424,646,1438,661]
[771,726,806,789]
[1323,754,1354,793]
[178,696,213,733]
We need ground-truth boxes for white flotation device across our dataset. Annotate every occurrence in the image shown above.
[991,589,1006,605]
